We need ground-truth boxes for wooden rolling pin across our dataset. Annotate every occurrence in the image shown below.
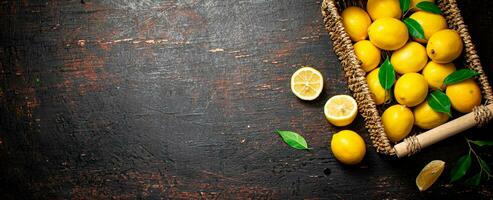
[394,103,493,158]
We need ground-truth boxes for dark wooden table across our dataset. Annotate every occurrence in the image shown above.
[1,0,493,199]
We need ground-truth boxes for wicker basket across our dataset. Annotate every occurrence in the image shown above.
[321,0,493,156]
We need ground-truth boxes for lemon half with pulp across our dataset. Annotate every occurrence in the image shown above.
[290,67,324,100]
[324,95,358,126]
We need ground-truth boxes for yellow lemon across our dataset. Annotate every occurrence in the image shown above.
[391,42,428,74]
[342,7,372,42]
[354,40,381,72]
[324,95,358,126]
[414,101,449,129]
[446,79,482,113]
[394,73,429,107]
[422,61,456,90]
[291,67,324,100]
[427,29,463,63]
[368,18,408,51]
[409,11,447,43]
[382,105,414,142]
[367,0,401,20]
[416,160,445,192]
[331,130,366,165]
[366,68,390,105]
[411,0,435,9]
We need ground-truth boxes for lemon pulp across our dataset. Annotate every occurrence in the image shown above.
[290,67,324,101]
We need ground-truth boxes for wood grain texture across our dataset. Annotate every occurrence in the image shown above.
[0,0,492,199]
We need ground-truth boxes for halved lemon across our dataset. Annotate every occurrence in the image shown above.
[416,160,445,192]
[290,67,324,100]
[324,95,358,126]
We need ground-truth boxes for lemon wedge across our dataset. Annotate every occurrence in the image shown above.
[416,160,445,192]
[290,67,324,100]
[324,95,358,126]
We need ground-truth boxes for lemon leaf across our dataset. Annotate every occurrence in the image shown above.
[400,0,410,13]
[378,57,395,90]
[275,130,309,150]
[416,1,442,14]
[478,157,491,175]
[470,140,493,147]
[403,18,425,40]
[443,69,480,86]
[450,154,472,182]
[427,90,452,117]
[464,172,482,186]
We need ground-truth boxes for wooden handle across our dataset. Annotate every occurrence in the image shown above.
[394,104,493,158]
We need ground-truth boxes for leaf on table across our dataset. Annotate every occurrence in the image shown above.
[464,172,482,186]
[427,90,452,117]
[378,57,395,90]
[416,1,442,14]
[400,0,411,14]
[450,154,472,182]
[403,18,425,40]
[478,157,491,175]
[443,69,480,86]
[275,130,309,150]
[470,140,493,147]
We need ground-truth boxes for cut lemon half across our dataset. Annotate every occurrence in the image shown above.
[324,95,358,126]
[290,67,324,100]
[416,160,445,192]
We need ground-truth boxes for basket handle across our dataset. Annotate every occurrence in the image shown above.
[394,103,493,158]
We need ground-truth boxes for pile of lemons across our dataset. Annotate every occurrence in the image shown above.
[342,0,482,143]
[290,0,483,166]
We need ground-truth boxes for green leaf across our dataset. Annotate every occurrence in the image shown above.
[478,157,491,175]
[464,172,482,186]
[416,1,442,14]
[400,0,411,13]
[275,130,309,150]
[403,18,425,40]
[470,140,493,147]
[378,57,395,90]
[450,154,472,182]
[443,69,480,86]
[427,90,452,117]
[387,86,395,104]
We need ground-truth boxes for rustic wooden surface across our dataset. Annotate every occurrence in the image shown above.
[1,0,492,199]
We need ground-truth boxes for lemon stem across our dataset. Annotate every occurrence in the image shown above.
[465,138,493,178]
[402,9,411,19]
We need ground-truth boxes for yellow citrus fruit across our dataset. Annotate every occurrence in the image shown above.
[394,73,429,107]
[367,0,401,20]
[324,95,358,126]
[422,61,456,90]
[331,130,366,165]
[446,79,482,113]
[427,29,464,64]
[409,11,447,43]
[354,40,381,72]
[416,160,445,192]
[382,105,414,142]
[341,7,372,42]
[290,67,324,100]
[368,18,408,51]
[391,42,428,74]
[414,101,449,129]
[411,0,435,9]
[366,68,390,105]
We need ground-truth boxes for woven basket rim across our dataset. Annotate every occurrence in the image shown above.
[321,0,493,156]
